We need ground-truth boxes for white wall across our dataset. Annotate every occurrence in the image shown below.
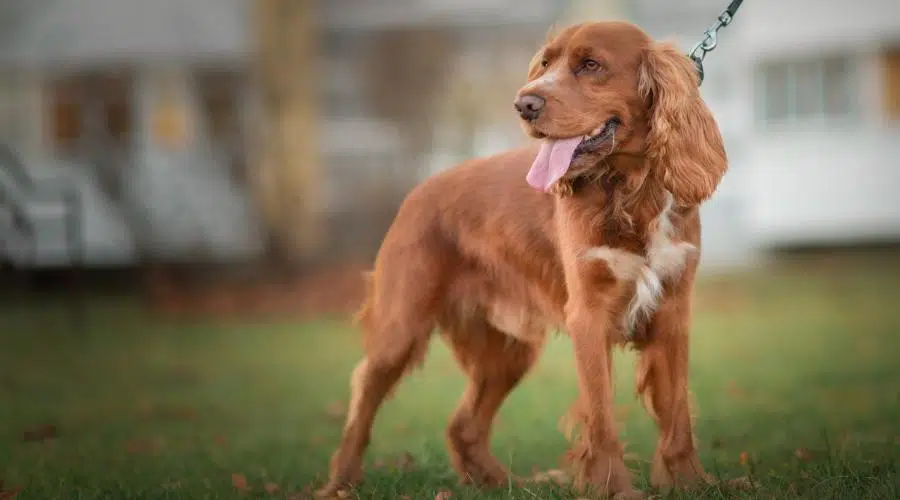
[745,126,900,245]
[737,0,900,58]
[734,0,900,246]
[325,0,560,29]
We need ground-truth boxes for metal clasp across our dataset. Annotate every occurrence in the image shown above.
[688,11,734,85]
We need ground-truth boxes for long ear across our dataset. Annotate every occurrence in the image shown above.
[639,42,727,206]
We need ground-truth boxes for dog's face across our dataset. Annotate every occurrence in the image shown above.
[515,21,728,206]
[516,22,649,157]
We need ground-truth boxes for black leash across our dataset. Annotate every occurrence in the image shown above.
[688,0,744,85]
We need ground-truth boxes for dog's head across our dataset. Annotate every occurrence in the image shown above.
[515,21,727,206]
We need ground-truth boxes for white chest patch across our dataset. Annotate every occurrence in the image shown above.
[582,193,697,338]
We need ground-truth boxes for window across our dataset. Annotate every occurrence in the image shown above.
[882,47,900,121]
[195,70,242,145]
[46,77,82,151]
[46,71,134,153]
[823,57,854,116]
[756,55,857,124]
[323,32,369,118]
[0,73,28,152]
[195,69,248,183]
[760,62,790,122]
[324,60,366,118]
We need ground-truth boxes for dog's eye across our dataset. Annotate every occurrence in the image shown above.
[581,59,602,72]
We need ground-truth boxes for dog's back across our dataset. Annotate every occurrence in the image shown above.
[361,143,566,341]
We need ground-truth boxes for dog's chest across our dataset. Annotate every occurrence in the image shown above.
[583,195,696,338]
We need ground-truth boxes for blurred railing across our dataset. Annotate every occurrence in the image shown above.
[0,143,85,331]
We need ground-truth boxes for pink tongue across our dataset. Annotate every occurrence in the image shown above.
[526,137,583,192]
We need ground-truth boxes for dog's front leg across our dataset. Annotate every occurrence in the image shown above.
[562,285,639,498]
[636,279,714,490]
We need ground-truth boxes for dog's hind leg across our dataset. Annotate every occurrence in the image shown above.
[316,270,438,498]
[442,319,544,487]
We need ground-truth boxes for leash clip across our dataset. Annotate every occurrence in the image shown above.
[688,1,743,86]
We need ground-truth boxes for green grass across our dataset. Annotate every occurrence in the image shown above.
[1,254,900,499]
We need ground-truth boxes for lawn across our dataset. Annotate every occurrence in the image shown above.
[1,253,899,499]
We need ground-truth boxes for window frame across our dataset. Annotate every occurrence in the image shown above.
[754,53,860,129]
[881,45,900,122]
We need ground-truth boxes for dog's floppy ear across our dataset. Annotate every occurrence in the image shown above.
[639,42,727,206]
[544,23,557,44]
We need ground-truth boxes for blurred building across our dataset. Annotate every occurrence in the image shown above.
[2,0,896,273]
[0,0,262,268]
[0,0,565,269]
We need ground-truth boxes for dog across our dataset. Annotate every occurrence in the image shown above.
[316,20,727,498]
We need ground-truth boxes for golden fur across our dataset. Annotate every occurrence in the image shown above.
[317,21,727,498]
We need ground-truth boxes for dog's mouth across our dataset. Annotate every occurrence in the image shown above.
[526,118,621,193]
[574,117,620,157]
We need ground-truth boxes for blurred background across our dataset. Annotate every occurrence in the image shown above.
[0,1,898,498]
[1,0,899,302]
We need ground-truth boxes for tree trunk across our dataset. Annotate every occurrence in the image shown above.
[252,0,322,268]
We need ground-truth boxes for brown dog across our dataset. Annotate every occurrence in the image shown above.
[317,20,727,498]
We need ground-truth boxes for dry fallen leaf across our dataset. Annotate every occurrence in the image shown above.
[136,399,154,416]
[213,434,228,447]
[125,439,144,454]
[739,451,750,465]
[163,406,198,421]
[162,480,182,490]
[0,481,23,500]
[794,447,813,461]
[232,473,250,491]
[396,452,415,471]
[264,482,280,495]
[22,424,59,442]
[726,381,746,399]
[434,490,452,500]
[325,401,348,421]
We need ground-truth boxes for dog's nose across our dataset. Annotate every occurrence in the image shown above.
[514,94,545,121]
